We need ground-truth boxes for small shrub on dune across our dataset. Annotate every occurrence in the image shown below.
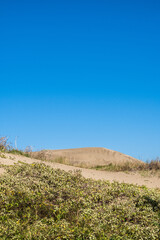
[0,136,30,157]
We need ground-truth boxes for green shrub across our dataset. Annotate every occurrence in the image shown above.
[8,149,30,157]
[0,163,160,239]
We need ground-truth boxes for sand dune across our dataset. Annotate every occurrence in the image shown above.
[31,147,142,167]
[0,152,159,189]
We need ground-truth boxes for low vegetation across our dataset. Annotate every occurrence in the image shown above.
[93,160,160,171]
[91,161,160,179]
[0,163,160,239]
[0,136,30,157]
[0,136,9,151]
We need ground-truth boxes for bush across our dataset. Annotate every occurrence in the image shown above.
[0,163,160,239]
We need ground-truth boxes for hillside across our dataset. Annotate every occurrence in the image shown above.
[31,147,142,167]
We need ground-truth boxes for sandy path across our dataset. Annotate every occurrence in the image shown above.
[0,153,160,189]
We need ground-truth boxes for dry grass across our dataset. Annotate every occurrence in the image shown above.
[92,159,160,178]
[93,159,160,171]
[0,136,9,151]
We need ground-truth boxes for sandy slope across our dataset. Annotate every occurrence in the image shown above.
[31,147,142,167]
[0,152,160,189]
[0,168,5,175]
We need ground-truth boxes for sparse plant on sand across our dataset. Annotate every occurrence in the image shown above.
[93,160,160,174]
[0,136,30,157]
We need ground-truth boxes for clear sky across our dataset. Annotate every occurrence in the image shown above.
[0,0,160,161]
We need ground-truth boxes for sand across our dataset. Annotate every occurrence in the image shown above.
[31,147,143,167]
[0,151,160,189]
[0,168,6,175]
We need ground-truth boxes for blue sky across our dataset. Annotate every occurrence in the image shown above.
[0,0,160,161]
